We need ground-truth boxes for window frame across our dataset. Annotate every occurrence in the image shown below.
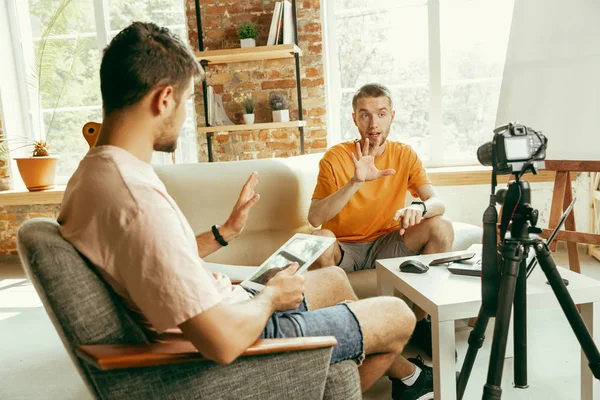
[1,0,194,187]
[323,0,510,168]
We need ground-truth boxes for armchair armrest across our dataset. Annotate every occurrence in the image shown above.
[76,336,337,371]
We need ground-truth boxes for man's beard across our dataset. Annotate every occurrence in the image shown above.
[361,125,391,147]
[154,116,178,153]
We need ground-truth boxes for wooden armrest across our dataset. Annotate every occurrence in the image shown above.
[76,336,338,371]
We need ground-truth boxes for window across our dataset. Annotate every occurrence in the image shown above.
[324,0,514,167]
[6,0,197,182]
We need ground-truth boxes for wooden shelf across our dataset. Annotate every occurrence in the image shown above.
[194,44,302,64]
[197,120,306,134]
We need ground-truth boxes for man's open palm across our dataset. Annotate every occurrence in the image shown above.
[224,172,260,236]
[351,140,396,183]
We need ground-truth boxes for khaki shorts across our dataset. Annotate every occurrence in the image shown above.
[338,230,417,273]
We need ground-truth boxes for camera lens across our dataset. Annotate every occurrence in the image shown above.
[477,142,493,166]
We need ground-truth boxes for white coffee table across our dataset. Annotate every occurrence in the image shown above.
[376,250,600,400]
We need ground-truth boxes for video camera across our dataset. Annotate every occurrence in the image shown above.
[477,122,547,175]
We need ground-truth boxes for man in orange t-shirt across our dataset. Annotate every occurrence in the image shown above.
[309,83,455,358]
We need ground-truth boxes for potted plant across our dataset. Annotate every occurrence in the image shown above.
[236,94,255,124]
[270,92,289,122]
[0,0,80,191]
[0,138,58,191]
[237,21,258,48]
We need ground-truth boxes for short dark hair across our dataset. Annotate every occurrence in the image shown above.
[100,22,202,115]
[352,83,393,111]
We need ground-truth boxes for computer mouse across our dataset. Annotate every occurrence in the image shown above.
[399,259,429,274]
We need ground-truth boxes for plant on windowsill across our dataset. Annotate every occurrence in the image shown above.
[237,21,258,48]
[0,0,82,191]
[269,92,289,122]
[236,93,255,125]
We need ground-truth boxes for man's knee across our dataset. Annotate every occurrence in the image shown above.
[315,265,349,284]
[427,216,454,245]
[312,228,336,239]
[310,229,342,268]
[379,297,417,343]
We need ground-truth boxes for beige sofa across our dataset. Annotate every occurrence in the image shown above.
[154,153,482,298]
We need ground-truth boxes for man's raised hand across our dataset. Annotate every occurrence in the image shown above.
[351,141,396,183]
[223,172,260,238]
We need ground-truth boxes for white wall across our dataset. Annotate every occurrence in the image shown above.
[496,0,600,161]
[437,174,590,233]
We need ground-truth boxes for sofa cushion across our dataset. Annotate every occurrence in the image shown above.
[452,222,483,251]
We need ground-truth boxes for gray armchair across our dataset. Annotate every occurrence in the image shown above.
[17,218,361,399]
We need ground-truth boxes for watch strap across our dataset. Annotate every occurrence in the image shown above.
[411,201,427,217]
[211,225,228,246]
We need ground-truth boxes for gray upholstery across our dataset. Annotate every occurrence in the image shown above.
[17,218,361,400]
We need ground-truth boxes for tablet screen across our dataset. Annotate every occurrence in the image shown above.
[243,234,335,289]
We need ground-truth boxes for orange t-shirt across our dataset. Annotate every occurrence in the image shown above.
[312,141,431,243]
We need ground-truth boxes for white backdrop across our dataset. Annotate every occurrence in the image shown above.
[496,0,600,161]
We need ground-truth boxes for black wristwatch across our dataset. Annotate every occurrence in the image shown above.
[211,225,228,246]
[411,201,427,217]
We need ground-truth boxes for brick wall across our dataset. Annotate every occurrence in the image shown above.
[0,204,61,256]
[185,0,327,161]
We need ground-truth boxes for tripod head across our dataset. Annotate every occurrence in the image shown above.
[497,177,541,241]
[481,174,544,317]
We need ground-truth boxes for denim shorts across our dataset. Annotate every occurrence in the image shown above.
[338,229,416,273]
[246,289,365,365]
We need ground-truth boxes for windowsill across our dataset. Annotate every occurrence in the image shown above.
[0,186,67,206]
[0,166,561,207]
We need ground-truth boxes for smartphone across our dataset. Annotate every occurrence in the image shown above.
[429,252,476,266]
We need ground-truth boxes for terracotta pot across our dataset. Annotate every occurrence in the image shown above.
[14,156,59,191]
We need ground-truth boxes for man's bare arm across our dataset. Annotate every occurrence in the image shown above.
[308,141,395,227]
[196,224,238,258]
[179,264,304,365]
[308,180,364,227]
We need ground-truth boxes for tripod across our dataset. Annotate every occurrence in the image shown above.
[456,177,600,400]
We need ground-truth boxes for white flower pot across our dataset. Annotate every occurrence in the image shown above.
[243,113,255,124]
[240,38,256,48]
[272,109,289,122]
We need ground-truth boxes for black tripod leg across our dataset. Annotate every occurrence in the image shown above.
[534,242,600,380]
[483,241,523,400]
[457,307,490,400]
[513,257,528,388]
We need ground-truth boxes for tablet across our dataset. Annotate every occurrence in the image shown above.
[241,233,336,291]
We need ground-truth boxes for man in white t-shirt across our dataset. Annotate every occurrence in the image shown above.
[58,22,434,399]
